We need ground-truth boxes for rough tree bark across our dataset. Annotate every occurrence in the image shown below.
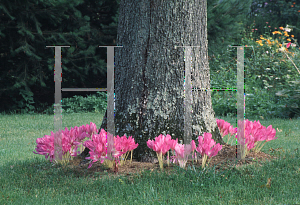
[81,0,225,162]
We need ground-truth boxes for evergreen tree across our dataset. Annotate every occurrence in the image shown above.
[0,0,119,114]
[207,0,253,58]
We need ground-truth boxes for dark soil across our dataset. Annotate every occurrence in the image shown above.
[54,143,280,181]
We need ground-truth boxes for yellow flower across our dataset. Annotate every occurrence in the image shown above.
[287,39,291,41]
[291,35,294,38]
[279,44,282,47]
[260,36,265,40]
[267,39,272,45]
[272,31,282,35]
[284,31,289,37]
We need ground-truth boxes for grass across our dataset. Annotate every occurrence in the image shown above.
[0,111,299,204]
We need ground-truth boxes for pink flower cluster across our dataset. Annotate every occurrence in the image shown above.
[147,133,222,169]
[216,118,277,155]
[34,118,277,170]
[236,119,277,152]
[33,122,97,162]
[33,122,139,169]
[84,129,138,168]
[216,118,236,138]
[196,132,223,159]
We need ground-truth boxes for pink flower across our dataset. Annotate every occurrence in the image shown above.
[33,131,55,162]
[147,134,174,169]
[196,132,222,158]
[236,119,277,156]
[84,133,107,168]
[114,135,127,152]
[167,136,178,151]
[147,139,155,150]
[152,134,171,156]
[85,122,99,137]
[34,123,121,167]
[113,135,138,164]
[33,128,83,162]
[191,140,196,150]
[229,126,236,136]
[174,143,185,159]
[62,127,85,156]
[126,136,139,151]
[264,125,277,142]
[173,141,195,168]
[216,119,235,137]
[195,132,222,168]
[209,144,222,157]
[84,129,126,169]
[216,118,223,129]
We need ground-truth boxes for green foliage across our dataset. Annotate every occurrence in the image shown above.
[41,91,107,115]
[275,79,300,118]
[211,91,237,118]
[210,23,300,120]
[15,88,36,114]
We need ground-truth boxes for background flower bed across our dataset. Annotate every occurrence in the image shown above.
[209,23,300,120]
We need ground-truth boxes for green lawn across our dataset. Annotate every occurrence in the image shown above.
[0,112,299,204]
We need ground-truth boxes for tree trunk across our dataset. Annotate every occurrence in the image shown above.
[81,0,225,162]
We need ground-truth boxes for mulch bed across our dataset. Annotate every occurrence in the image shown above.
[55,143,280,181]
